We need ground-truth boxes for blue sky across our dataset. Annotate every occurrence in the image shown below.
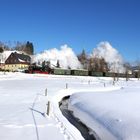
[0,0,140,62]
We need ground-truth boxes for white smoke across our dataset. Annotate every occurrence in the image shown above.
[33,44,82,69]
[91,41,125,73]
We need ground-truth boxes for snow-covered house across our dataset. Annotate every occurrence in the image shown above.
[0,52,5,69]
[4,52,31,71]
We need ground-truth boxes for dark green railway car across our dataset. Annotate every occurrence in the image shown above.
[126,74,135,78]
[89,71,103,77]
[104,72,115,77]
[71,69,88,76]
[53,68,71,75]
[133,71,140,78]
[117,73,125,78]
[128,74,133,78]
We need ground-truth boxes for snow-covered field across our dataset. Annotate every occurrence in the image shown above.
[69,80,140,140]
[0,72,140,140]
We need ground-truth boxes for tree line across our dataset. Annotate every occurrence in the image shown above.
[78,49,140,80]
[78,49,109,72]
[0,41,140,76]
[0,41,34,55]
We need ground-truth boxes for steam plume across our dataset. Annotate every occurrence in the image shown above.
[91,41,125,73]
[33,44,82,69]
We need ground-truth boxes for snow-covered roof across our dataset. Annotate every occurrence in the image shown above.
[0,50,23,63]
[18,58,26,63]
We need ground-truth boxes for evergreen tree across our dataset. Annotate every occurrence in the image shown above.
[24,41,34,55]
[78,49,88,69]
[56,60,60,68]
[0,47,4,53]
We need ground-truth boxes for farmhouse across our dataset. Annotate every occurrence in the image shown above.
[4,52,31,71]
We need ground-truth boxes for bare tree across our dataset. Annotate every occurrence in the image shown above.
[124,62,131,81]
[0,41,10,51]
[13,41,26,51]
[89,57,109,72]
[135,60,140,80]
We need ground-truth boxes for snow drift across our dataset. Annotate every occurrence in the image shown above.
[33,44,82,69]
[68,81,140,140]
[91,42,125,73]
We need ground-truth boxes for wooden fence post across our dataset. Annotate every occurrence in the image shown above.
[113,81,115,86]
[45,88,47,96]
[46,101,50,116]
[66,83,68,89]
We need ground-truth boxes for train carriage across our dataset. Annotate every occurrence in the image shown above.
[52,68,71,75]
[71,69,88,76]
[89,71,103,77]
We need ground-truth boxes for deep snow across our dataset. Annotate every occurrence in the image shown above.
[69,80,140,140]
[0,72,140,140]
